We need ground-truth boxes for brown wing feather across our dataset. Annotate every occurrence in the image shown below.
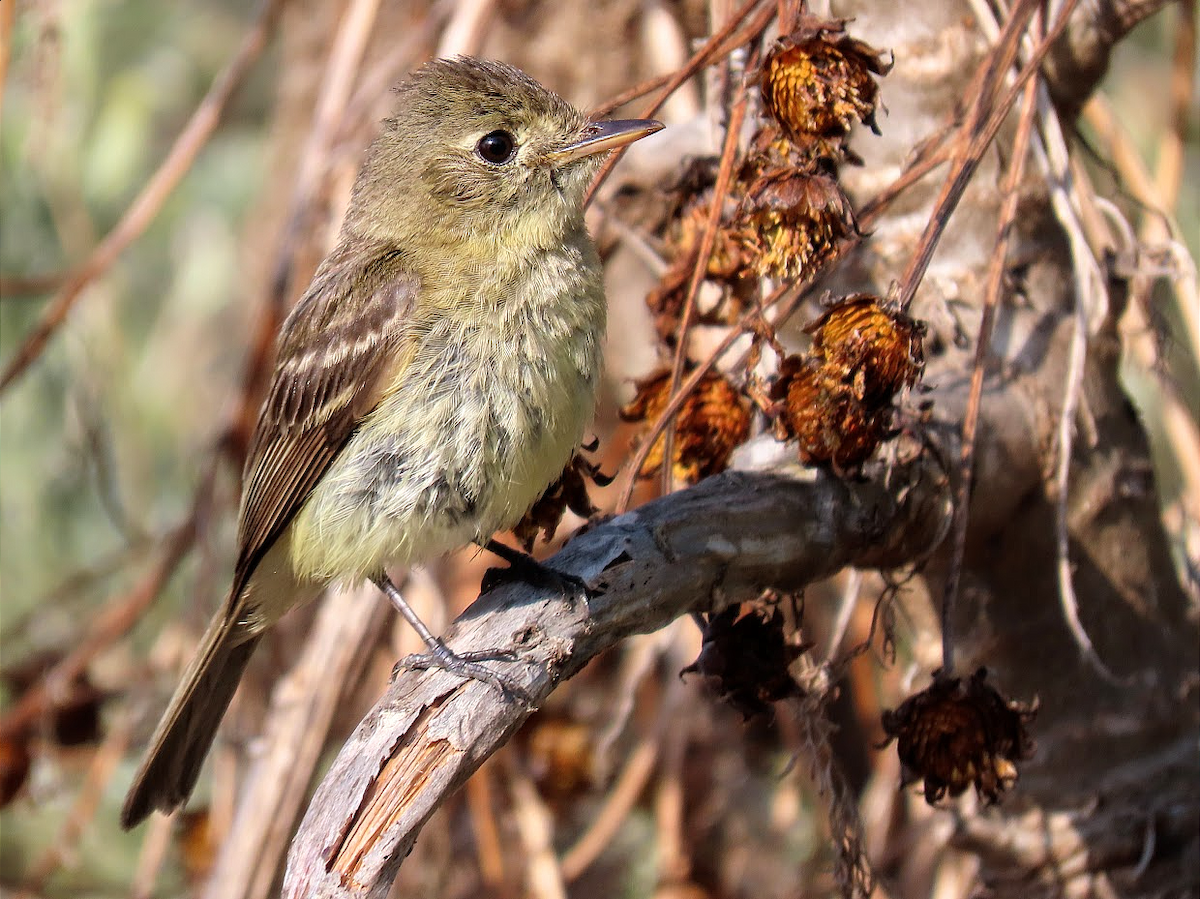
[232,242,419,596]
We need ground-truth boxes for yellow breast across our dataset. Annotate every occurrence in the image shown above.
[288,232,606,583]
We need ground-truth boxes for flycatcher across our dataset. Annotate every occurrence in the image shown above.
[121,56,662,828]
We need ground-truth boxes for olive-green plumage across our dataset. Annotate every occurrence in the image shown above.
[121,57,661,828]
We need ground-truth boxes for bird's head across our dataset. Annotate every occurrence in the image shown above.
[343,56,662,260]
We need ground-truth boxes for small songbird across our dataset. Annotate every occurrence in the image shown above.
[121,56,662,827]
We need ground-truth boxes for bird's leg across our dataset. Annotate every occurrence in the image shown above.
[372,573,528,699]
[479,539,591,598]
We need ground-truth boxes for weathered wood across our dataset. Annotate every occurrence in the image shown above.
[283,463,950,898]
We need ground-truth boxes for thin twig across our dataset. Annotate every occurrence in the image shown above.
[464,760,507,889]
[894,0,1080,311]
[1049,199,1122,683]
[507,758,568,899]
[587,71,675,119]
[941,75,1039,676]
[893,0,1038,308]
[571,633,702,878]
[1027,22,1126,683]
[129,813,176,899]
[584,0,774,205]
[560,736,659,880]
[436,0,497,57]
[660,86,751,496]
[652,686,691,885]
[0,271,68,298]
[0,0,287,393]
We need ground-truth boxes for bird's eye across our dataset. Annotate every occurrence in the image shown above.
[476,130,517,164]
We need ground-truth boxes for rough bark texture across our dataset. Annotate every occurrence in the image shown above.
[283,459,953,898]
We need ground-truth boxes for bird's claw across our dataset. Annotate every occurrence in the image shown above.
[394,640,532,703]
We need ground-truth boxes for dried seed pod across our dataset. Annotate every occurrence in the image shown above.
[760,15,893,160]
[807,294,925,405]
[512,451,612,550]
[646,199,754,343]
[736,167,859,280]
[881,668,1037,805]
[674,197,751,283]
[621,369,752,484]
[771,355,891,470]
[681,604,807,719]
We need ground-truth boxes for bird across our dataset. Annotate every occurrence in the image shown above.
[120,55,662,828]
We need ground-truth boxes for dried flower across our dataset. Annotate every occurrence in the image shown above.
[807,294,925,406]
[681,605,808,719]
[646,197,753,343]
[736,167,859,280]
[621,369,752,484]
[675,197,751,283]
[760,15,892,161]
[880,668,1037,805]
[772,355,891,470]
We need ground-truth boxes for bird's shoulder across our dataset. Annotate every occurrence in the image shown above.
[266,241,419,430]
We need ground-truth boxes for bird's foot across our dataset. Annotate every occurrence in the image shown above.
[374,573,531,702]
[394,641,530,702]
[481,540,591,599]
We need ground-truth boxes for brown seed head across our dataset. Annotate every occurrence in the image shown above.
[621,369,752,484]
[772,355,891,470]
[760,16,892,161]
[807,294,925,406]
[675,197,752,283]
[881,668,1037,805]
[736,167,859,280]
[681,604,807,719]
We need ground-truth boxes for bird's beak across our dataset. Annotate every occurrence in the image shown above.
[547,118,664,165]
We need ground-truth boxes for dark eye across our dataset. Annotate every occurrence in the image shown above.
[476,129,517,164]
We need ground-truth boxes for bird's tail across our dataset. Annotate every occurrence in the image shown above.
[120,612,261,829]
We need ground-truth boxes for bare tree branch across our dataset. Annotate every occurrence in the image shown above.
[283,458,951,898]
[203,585,388,899]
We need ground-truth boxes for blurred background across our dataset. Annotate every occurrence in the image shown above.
[1,1,1196,897]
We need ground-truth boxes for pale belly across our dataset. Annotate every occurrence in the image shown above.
[287,298,603,583]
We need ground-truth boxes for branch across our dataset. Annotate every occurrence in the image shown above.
[202,585,388,899]
[283,462,950,899]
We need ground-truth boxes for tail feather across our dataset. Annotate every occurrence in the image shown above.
[121,619,262,829]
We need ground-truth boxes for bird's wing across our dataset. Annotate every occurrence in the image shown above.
[232,244,419,596]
